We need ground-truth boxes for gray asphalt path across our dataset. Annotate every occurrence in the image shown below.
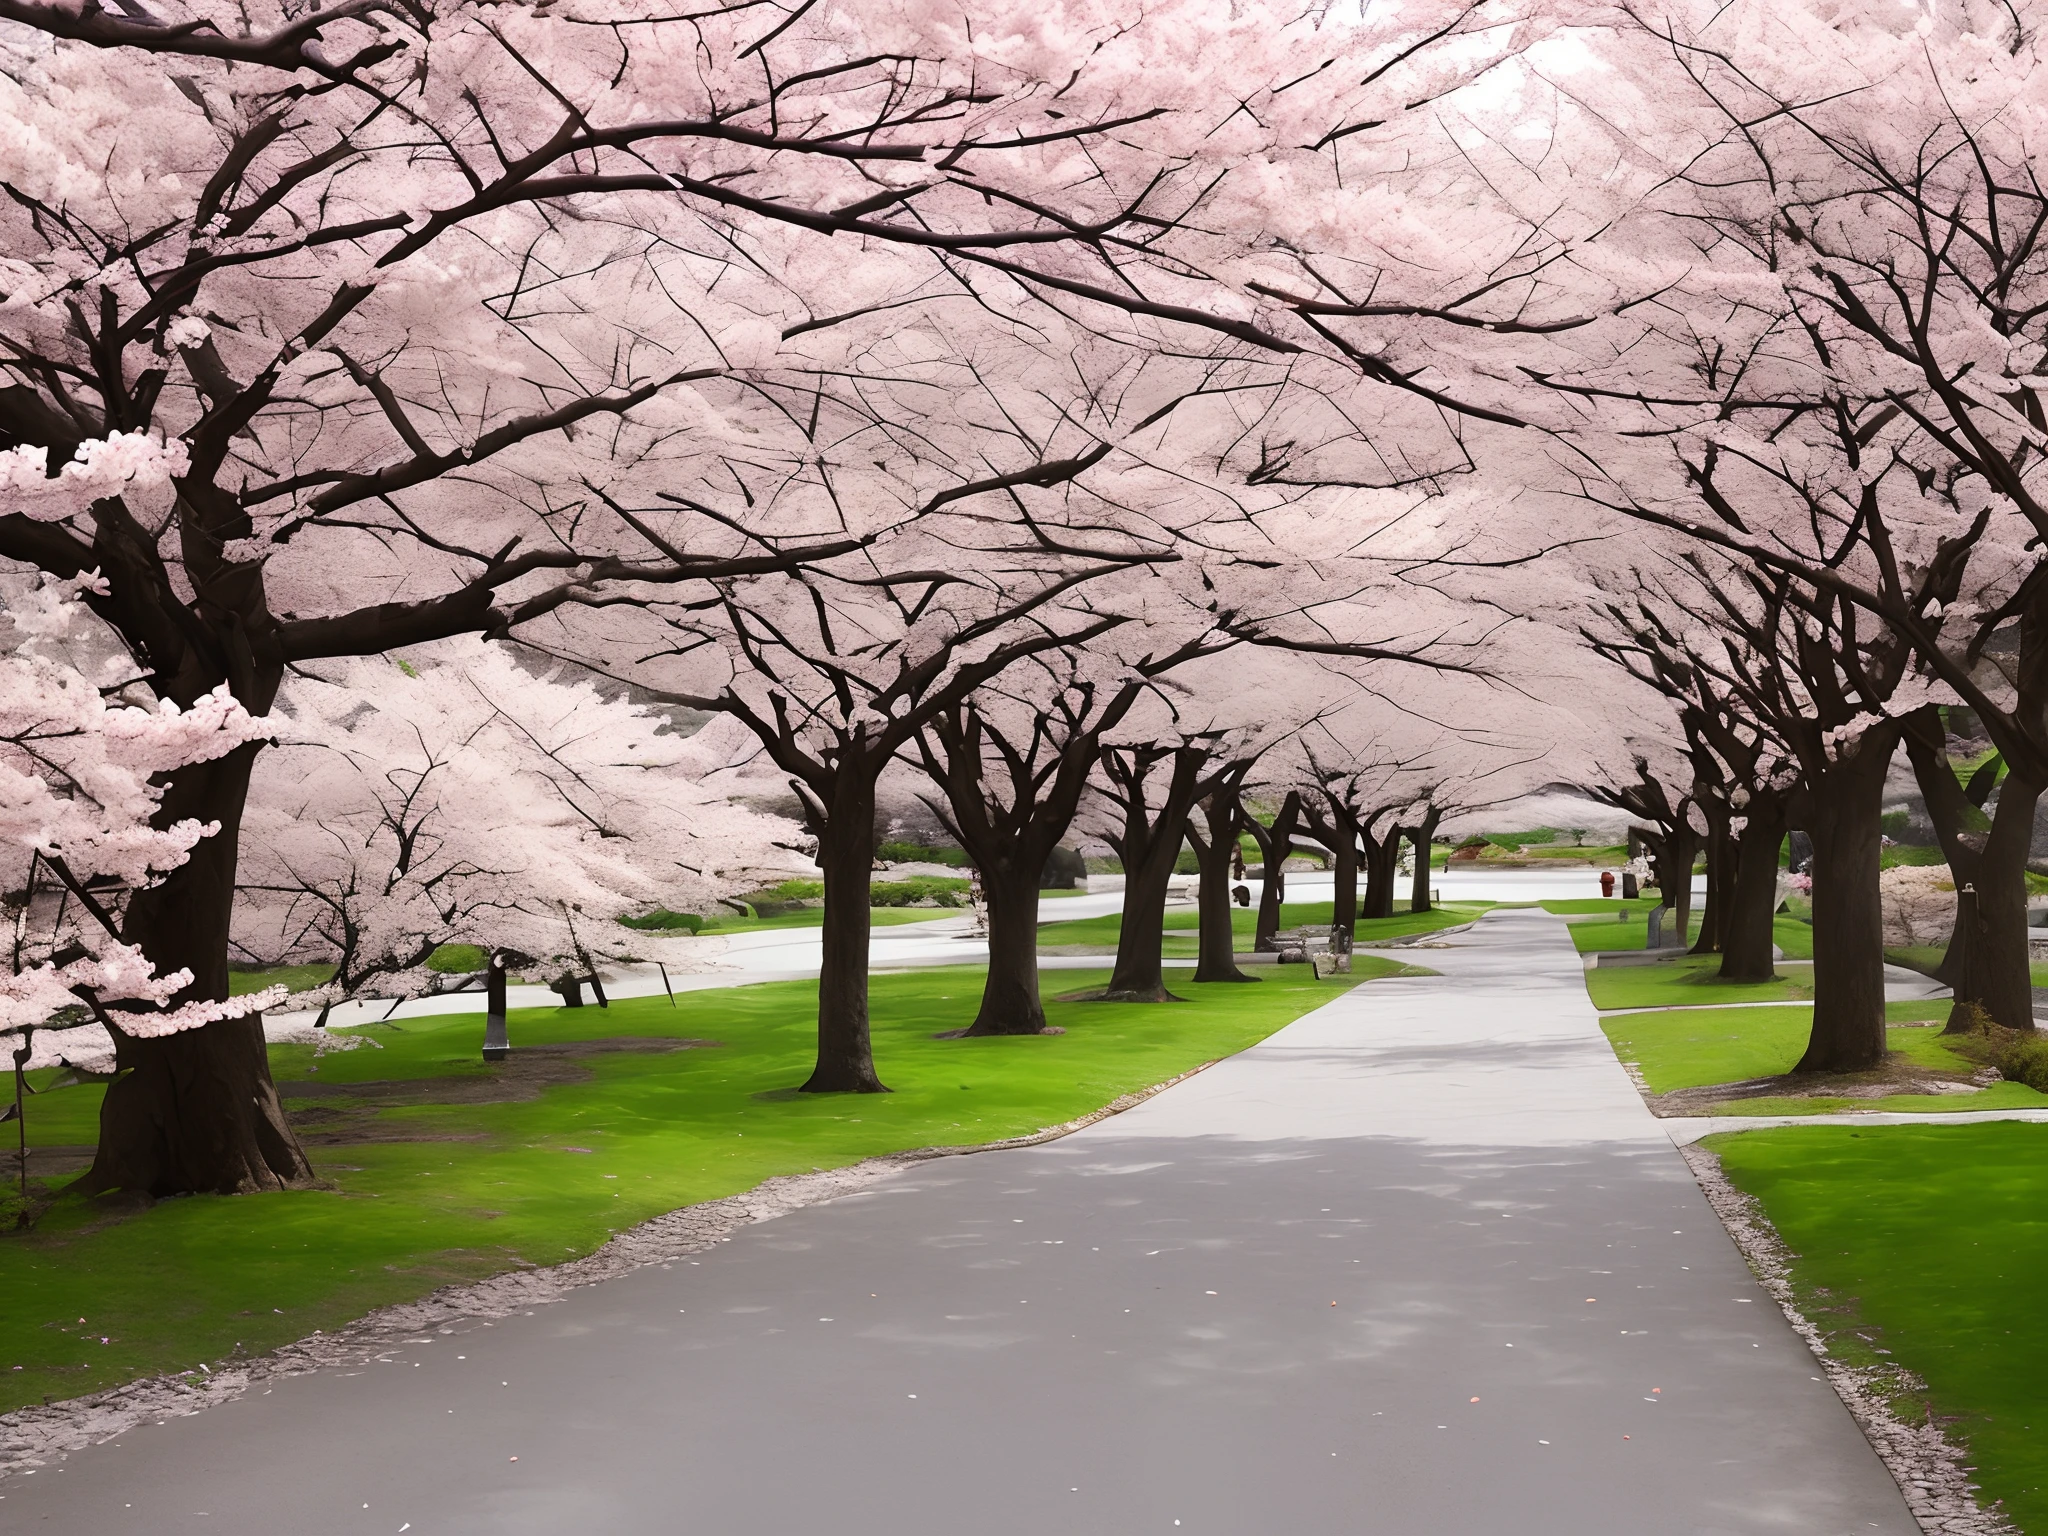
[4,910,1914,1534]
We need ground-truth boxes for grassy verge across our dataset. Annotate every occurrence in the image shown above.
[1601,999,2048,1114]
[1890,945,2048,990]
[1712,1124,2048,1531]
[1542,897,1651,915]
[1033,901,1488,953]
[227,964,335,997]
[1605,1000,1951,1092]
[0,963,1361,1416]
[1583,952,1816,1011]
[1562,912,1813,959]
[1564,913,1701,954]
[696,905,958,935]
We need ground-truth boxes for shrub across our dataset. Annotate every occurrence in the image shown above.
[1950,1012,2048,1091]
[1999,1031,2048,1093]
[753,879,825,903]
[876,840,971,867]
[427,943,487,973]
[870,876,971,907]
[618,909,704,933]
[1484,828,1560,851]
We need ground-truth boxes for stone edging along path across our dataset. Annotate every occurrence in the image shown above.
[0,1060,1221,1482]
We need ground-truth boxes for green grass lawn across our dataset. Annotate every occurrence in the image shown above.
[1712,1124,2048,1530]
[0,963,1363,1415]
[696,905,958,935]
[1603,1000,1951,1092]
[1583,952,1817,1011]
[227,964,336,997]
[1892,947,2048,990]
[1564,912,1702,954]
[1601,1000,2048,1115]
[1034,901,1488,953]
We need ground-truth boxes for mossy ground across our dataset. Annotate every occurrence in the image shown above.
[1712,1124,2048,1531]
[0,962,1360,1416]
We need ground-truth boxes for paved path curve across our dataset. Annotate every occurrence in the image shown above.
[3,910,1914,1534]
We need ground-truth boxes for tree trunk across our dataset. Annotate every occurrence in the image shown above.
[1405,807,1441,913]
[79,744,313,1197]
[1646,823,1699,949]
[1900,705,2037,1029]
[1100,749,1207,1003]
[915,701,1109,1039]
[802,771,887,1092]
[1104,829,1182,1001]
[1902,705,1986,992]
[1946,770,2043,1034]
[1330,808,1360,939]
[1692,815,1733,955]
[961,861,1052,1035]
[1795,736,1898,1073]
[1360,815,1400,920]
[1248,791,1301,952]
[1190,793,1255,984]
[1720,798,1786,983]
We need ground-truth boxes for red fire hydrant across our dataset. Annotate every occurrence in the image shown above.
[1599,870,1616,899]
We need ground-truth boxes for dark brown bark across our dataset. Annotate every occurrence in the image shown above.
[1359,809,1402,920]
[916,700,1117,1036]
[967,862,1051,1035]
[1901,705,2038,1032]
[1189,789,1256,984]
[1244,790,1303,952]
[1643,821,1699,948]
[1692,811,1734,955]
[1302,794,1360,938]
[1402,806,1442,913]
[802,772,887,1092]
[1720,794,1787,983]
[1331,816,1359,937]
[77,748,314,1197]
[1794,734,1899,1073]
[1099,746,1211,1002]
[1958,775,2043,1034]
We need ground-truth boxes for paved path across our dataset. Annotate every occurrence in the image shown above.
[5,910,1914,1534]
[272,867,1673,1033]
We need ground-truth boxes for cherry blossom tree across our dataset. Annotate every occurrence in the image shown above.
[1184,753,1268,985]
[0,0,1625,1179]
[1518,0,2046,1047]
[913,632,1230,1036]
[1290,728,1437,929]
[1582,599,1792,980]
[0,576,286,1193]
[234,640,791,1012]
[1584,746,1700,943]
[1240,787,1312,953]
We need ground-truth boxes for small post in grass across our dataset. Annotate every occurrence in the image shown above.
[483,950,511,1062]
[6,1028,31,1222]
[657,962,676,1008]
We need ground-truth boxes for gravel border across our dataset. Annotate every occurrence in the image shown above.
[1681,1143,2014,1536]
[0,1060,1214,1482]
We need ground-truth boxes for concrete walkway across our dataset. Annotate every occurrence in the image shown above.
[3,910,1915,1534]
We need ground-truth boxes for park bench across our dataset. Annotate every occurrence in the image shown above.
[1272,925,1352,977]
